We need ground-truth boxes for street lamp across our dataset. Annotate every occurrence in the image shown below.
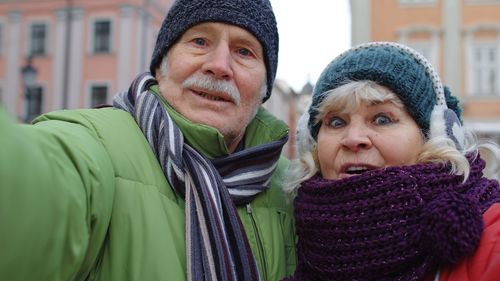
[21,56,38,123]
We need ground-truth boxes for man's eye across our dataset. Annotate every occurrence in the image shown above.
[238,48,252,57]
[193,38,206,46]
[327,117,346,128]
[374,114,393,125]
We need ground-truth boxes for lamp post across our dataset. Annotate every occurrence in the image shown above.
[62,0,73,109]
[21,56,38,123]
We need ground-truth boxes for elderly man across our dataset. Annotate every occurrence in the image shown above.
[0,0,296,280]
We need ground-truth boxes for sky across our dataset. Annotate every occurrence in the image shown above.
[270,0,352,92]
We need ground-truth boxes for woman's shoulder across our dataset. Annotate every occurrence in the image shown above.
[483,203,500,228]
[437,203,500,281]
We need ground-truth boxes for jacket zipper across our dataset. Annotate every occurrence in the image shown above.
[246,203,268,281]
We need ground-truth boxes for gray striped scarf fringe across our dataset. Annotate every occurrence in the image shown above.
[113,72,288,281]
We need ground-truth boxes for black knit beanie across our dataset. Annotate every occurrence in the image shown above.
[149,0,279,102]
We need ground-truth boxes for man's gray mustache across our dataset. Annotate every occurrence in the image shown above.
[183,74,241,105]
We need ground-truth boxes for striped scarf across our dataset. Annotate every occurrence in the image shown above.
[113,73,288,281]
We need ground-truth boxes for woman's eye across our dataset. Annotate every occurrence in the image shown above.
[327,117,346,128]
[193,38,206,46]
[374,114,393,125]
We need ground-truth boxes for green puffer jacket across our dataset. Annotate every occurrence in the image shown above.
[0,103,296,281]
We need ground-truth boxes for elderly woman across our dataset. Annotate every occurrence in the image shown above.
[284,42,500,281]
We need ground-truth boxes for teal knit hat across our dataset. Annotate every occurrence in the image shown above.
[304,41,464,150]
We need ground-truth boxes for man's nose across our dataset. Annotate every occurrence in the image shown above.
[340,123,373,152]
[202,43,233,80]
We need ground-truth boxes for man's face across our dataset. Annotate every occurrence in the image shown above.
[156,22,267,152]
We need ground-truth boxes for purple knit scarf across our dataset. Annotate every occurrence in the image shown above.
[285,155,500,281]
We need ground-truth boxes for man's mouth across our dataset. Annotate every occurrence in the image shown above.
[194,90,230,102]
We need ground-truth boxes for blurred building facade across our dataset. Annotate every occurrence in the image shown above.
[351,0,500,144]
[0,0,311,159]
[264,80,313,159]
[0,0,172,122]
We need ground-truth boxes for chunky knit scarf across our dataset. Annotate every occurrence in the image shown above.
[285,155,500,281]
[114,73,287,281]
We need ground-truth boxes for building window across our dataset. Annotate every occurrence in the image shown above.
[408,42,432,62]
[26,86,43,122]
[0,24,3,55]
[465,0,500,4]
[398,26,441,71]
[416,46,430,60]
[90,85,108,107]
[400,0,436,4]
[470,43,498,97]
[30,23,47,56]
[93,20,111,53]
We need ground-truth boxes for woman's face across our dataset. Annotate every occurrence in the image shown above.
[317,95,424,180]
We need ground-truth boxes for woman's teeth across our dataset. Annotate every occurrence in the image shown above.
[345,166,372,174]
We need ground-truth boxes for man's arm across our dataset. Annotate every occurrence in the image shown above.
[0,109,115,281]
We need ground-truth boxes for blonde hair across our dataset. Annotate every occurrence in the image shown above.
[285,80,499,197]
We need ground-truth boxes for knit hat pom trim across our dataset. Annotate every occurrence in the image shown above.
[421,191,483,264]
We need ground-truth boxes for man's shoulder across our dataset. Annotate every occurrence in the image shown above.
[271,155,290,189]
[256,155,290,209]
[35,107,133,125]
[34,107,146,159]
[275,155,290,174]
[36,107,172,190]
[252,107,288,135]
[34,107,140,136]
[245,107,289,148]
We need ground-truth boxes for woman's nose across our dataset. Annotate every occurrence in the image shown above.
[201,43,233,80]
[340,123,373,152]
